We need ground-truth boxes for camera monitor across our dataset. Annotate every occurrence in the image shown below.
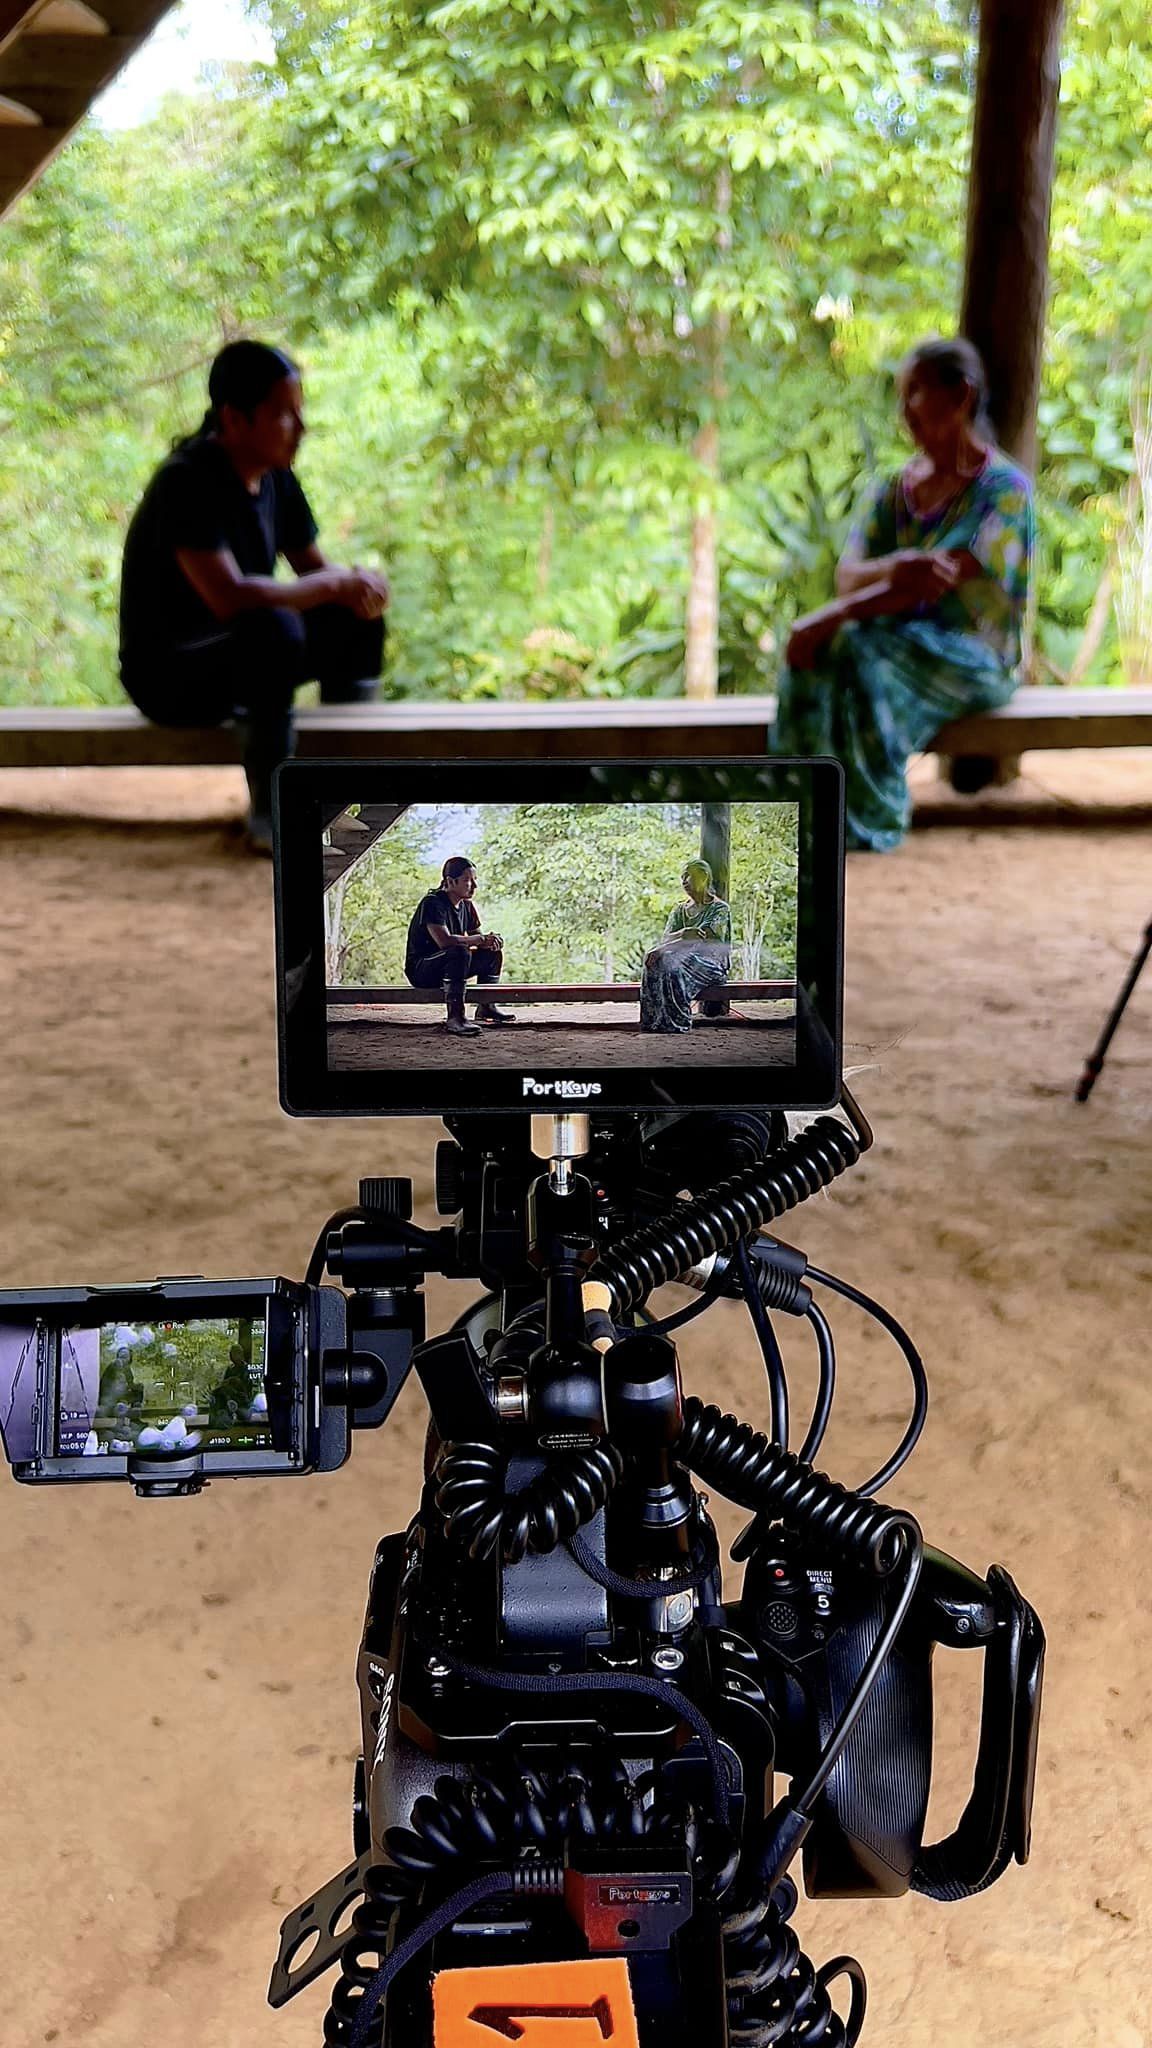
[275,758,844,1117]
[0,1281,314,1483]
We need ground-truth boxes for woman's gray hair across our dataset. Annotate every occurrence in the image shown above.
[897,336,992,432]
[683,858,713,886]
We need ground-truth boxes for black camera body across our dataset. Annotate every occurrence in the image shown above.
[265,1108,1042,2046]
[1,757,1045,2048]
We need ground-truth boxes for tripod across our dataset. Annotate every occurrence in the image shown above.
[1076,914,1152,1100]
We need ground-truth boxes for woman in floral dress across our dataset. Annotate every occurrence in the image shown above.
[771,337,1035,851]
[640,859,732,1034]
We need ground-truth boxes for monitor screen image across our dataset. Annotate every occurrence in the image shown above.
[275,759,843,1115]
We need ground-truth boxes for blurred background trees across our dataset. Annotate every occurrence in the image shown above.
[1,0,1150,707]
[325,800,799,986]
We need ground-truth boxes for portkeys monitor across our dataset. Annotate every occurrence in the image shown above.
[273,758,844,1117]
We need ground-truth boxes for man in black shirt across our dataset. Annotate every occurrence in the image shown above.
[119,340,389,852]
[405,858,517,1038]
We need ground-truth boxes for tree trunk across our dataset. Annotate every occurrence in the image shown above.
[960,0,1066,473]
[535,497,555,603]
[699,802,731,901]
[684,166,731,701]
[685,420,720,699]
[1069,563,1115,685]
[698,801,731,1013]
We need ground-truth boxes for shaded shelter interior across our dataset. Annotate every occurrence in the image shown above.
[0,756,1148,2046]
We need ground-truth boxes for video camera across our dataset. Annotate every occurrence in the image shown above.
[1,758,1043,2048]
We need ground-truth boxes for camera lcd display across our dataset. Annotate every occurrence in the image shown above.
[55,1315,270,1458]
[276,760,843,1116]
[0,1321,38,1464]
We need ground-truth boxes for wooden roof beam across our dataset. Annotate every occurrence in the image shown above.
[0,5,50,59]
[0,0,174,218]
[0,34,139,124]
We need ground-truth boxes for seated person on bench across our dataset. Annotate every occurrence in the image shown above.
[640,859,731,1035]
[404,858,518,1039]
[770,336,1034,853]
[118,339,390,854]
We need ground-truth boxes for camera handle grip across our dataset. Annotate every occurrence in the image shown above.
[912,1560,1045,1902]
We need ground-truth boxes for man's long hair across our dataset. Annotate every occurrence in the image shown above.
[173,339,298,452]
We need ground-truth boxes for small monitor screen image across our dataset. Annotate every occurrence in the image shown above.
[326,799,798,1076]
[56,1315,270,1459]
[0,1322,38,1464]
[276,760,843,1115]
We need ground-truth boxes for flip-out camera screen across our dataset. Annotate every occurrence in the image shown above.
[56,1315,270,1458]
[275,760,843,1115]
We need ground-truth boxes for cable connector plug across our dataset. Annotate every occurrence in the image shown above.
[513,1861,565,1898]
[747,1235,812,1316]
[752,1796,814,1893]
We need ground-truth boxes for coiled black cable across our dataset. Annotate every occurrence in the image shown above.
[343,1768,864,2048]
[322,1861,415,2045]
[346,1867,563,2048]
[434,1439,625,1562]
[724,1877,867,2047]
[676,1397,922,1835]
[678,1399,911,1578]
[433,1647,734,1835]
[593,1114,864,1317]
[385,1753,718,1880]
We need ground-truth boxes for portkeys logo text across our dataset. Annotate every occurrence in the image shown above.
[521,1077,603,1099]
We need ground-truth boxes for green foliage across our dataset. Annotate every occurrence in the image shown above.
[329,805,436,982]
[325,800,799,985]
[730,802,799,977]
[0,91,290,705]
[262,0,975,440]
[97,1316,264,1421]
[0,0,1150,704]
[479,803,703,983]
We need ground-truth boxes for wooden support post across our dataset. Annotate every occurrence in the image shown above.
[954,0,1065,781]
[960,0,1066,475]
[698,802,731,1014]
[699,802,731,902]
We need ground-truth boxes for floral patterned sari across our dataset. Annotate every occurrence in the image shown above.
[640,896,732,1034]
[770,454,1035,850]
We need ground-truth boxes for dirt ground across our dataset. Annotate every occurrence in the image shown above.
[327,1002,795,1073]
[0,749,1149,2048]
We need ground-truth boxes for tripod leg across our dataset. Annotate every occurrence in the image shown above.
[1076,917,1152,1101]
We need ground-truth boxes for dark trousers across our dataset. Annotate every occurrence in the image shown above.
[407,948,504,1004]
[121,606,385,816]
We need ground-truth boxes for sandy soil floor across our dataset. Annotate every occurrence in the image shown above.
[0,750,1150,2048]
[327,1004,796,1073]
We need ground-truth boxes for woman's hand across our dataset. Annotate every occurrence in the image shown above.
[888,550,962,604]
[786,607,845,670]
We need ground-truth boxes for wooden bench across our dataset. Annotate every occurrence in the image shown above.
[328,980,795,1008]
[1,691,1151,777]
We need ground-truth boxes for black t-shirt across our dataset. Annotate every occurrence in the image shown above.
[119,436,319,666]
[405,891,478,979]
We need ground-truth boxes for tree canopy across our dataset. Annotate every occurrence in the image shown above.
[1,0,1151,705]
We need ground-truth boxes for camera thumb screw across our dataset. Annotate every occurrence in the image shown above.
[359,1178,413,1219]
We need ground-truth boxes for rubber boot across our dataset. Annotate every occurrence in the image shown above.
[445,986,480,1037]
